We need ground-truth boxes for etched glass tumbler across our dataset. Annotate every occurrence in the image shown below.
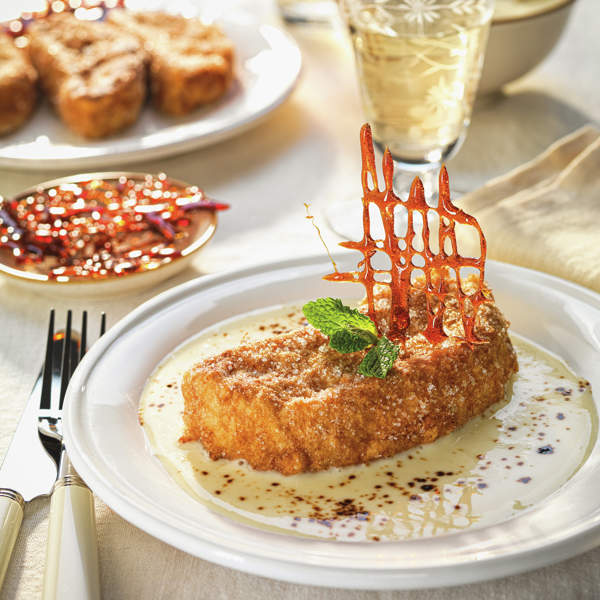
[341,0,495,175]
[326,0,494,238]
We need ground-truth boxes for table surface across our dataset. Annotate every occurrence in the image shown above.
[1,0,599,598]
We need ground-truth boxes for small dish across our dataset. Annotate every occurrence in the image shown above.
[0,172,219,297]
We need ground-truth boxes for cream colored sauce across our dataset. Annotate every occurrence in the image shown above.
[494,0,571,22]
[140,304,596,542]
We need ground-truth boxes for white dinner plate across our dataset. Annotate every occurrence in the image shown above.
[64,254,600,590]
[0,18,301,170]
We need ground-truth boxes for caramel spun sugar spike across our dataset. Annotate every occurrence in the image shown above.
[325,123,488,345]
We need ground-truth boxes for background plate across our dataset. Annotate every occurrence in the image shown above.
[0,18,301,171]
[64,255,600,590]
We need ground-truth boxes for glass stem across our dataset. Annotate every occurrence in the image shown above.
[392,166,439,205]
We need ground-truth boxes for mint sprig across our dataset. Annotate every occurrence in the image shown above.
[357,335,399,379]
[303,298,377,337]
[329,327,377,353]
[302,298,399,378]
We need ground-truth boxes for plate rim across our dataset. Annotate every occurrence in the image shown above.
[64,254,600,589]
[0,22,302,171]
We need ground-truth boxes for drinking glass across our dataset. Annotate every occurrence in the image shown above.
[327,0,494,237]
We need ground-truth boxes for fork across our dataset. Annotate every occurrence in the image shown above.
[38,310,103,600]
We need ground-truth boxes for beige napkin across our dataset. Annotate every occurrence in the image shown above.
[457,125,600,293]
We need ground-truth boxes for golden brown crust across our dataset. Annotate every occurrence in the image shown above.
[107,10,234,115]
[27,13,147,138]
[0,34,37,136]
[181,282,519,475]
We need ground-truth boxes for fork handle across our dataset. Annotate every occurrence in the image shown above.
[42,475,101,600]
[0,490,24,591]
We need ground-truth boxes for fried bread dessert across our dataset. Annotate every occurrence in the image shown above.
[107,10,234,115]
[27,13,146,138]
[181,280,517,475]
[0,33,37,135]
[180,124,518,475]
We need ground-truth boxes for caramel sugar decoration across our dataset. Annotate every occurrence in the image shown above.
[325,123,488,344]
[304,203,338,274]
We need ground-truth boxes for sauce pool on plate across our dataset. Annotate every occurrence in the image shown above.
[140,304,596,542]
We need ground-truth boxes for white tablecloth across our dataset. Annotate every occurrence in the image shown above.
[1,0,599,598]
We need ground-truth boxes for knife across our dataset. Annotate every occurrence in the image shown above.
[0,356,59,590]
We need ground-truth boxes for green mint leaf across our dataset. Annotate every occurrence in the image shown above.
[303,298,398,377]
[357,335,399,379]
[302,298,377,338]
[329,327,377,353]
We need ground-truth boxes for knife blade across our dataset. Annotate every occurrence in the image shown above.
[0,357,60,500]
[0,343,60,589]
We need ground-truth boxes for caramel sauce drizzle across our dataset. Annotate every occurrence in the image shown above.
[325,124,488,344]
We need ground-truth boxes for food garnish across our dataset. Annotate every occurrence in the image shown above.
[0,174,228,281]
[357,334,399,379]
[306,123,489,378]
[302,297,398,378]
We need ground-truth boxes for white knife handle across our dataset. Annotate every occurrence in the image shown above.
[42,475,101,600]
[0,490,24,591]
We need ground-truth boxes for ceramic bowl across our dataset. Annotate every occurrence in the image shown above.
[479,0,575,93]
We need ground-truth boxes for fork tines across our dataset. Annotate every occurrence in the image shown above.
[40,310,55,411]
[41,310,106,413]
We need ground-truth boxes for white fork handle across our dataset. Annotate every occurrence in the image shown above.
[0,490,24,591]
[42,475,101,600]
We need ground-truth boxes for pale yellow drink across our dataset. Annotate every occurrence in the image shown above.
[343,1,494,167]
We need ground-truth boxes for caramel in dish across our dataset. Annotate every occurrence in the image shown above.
[0,174,227,281]
[140,305,596,542]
